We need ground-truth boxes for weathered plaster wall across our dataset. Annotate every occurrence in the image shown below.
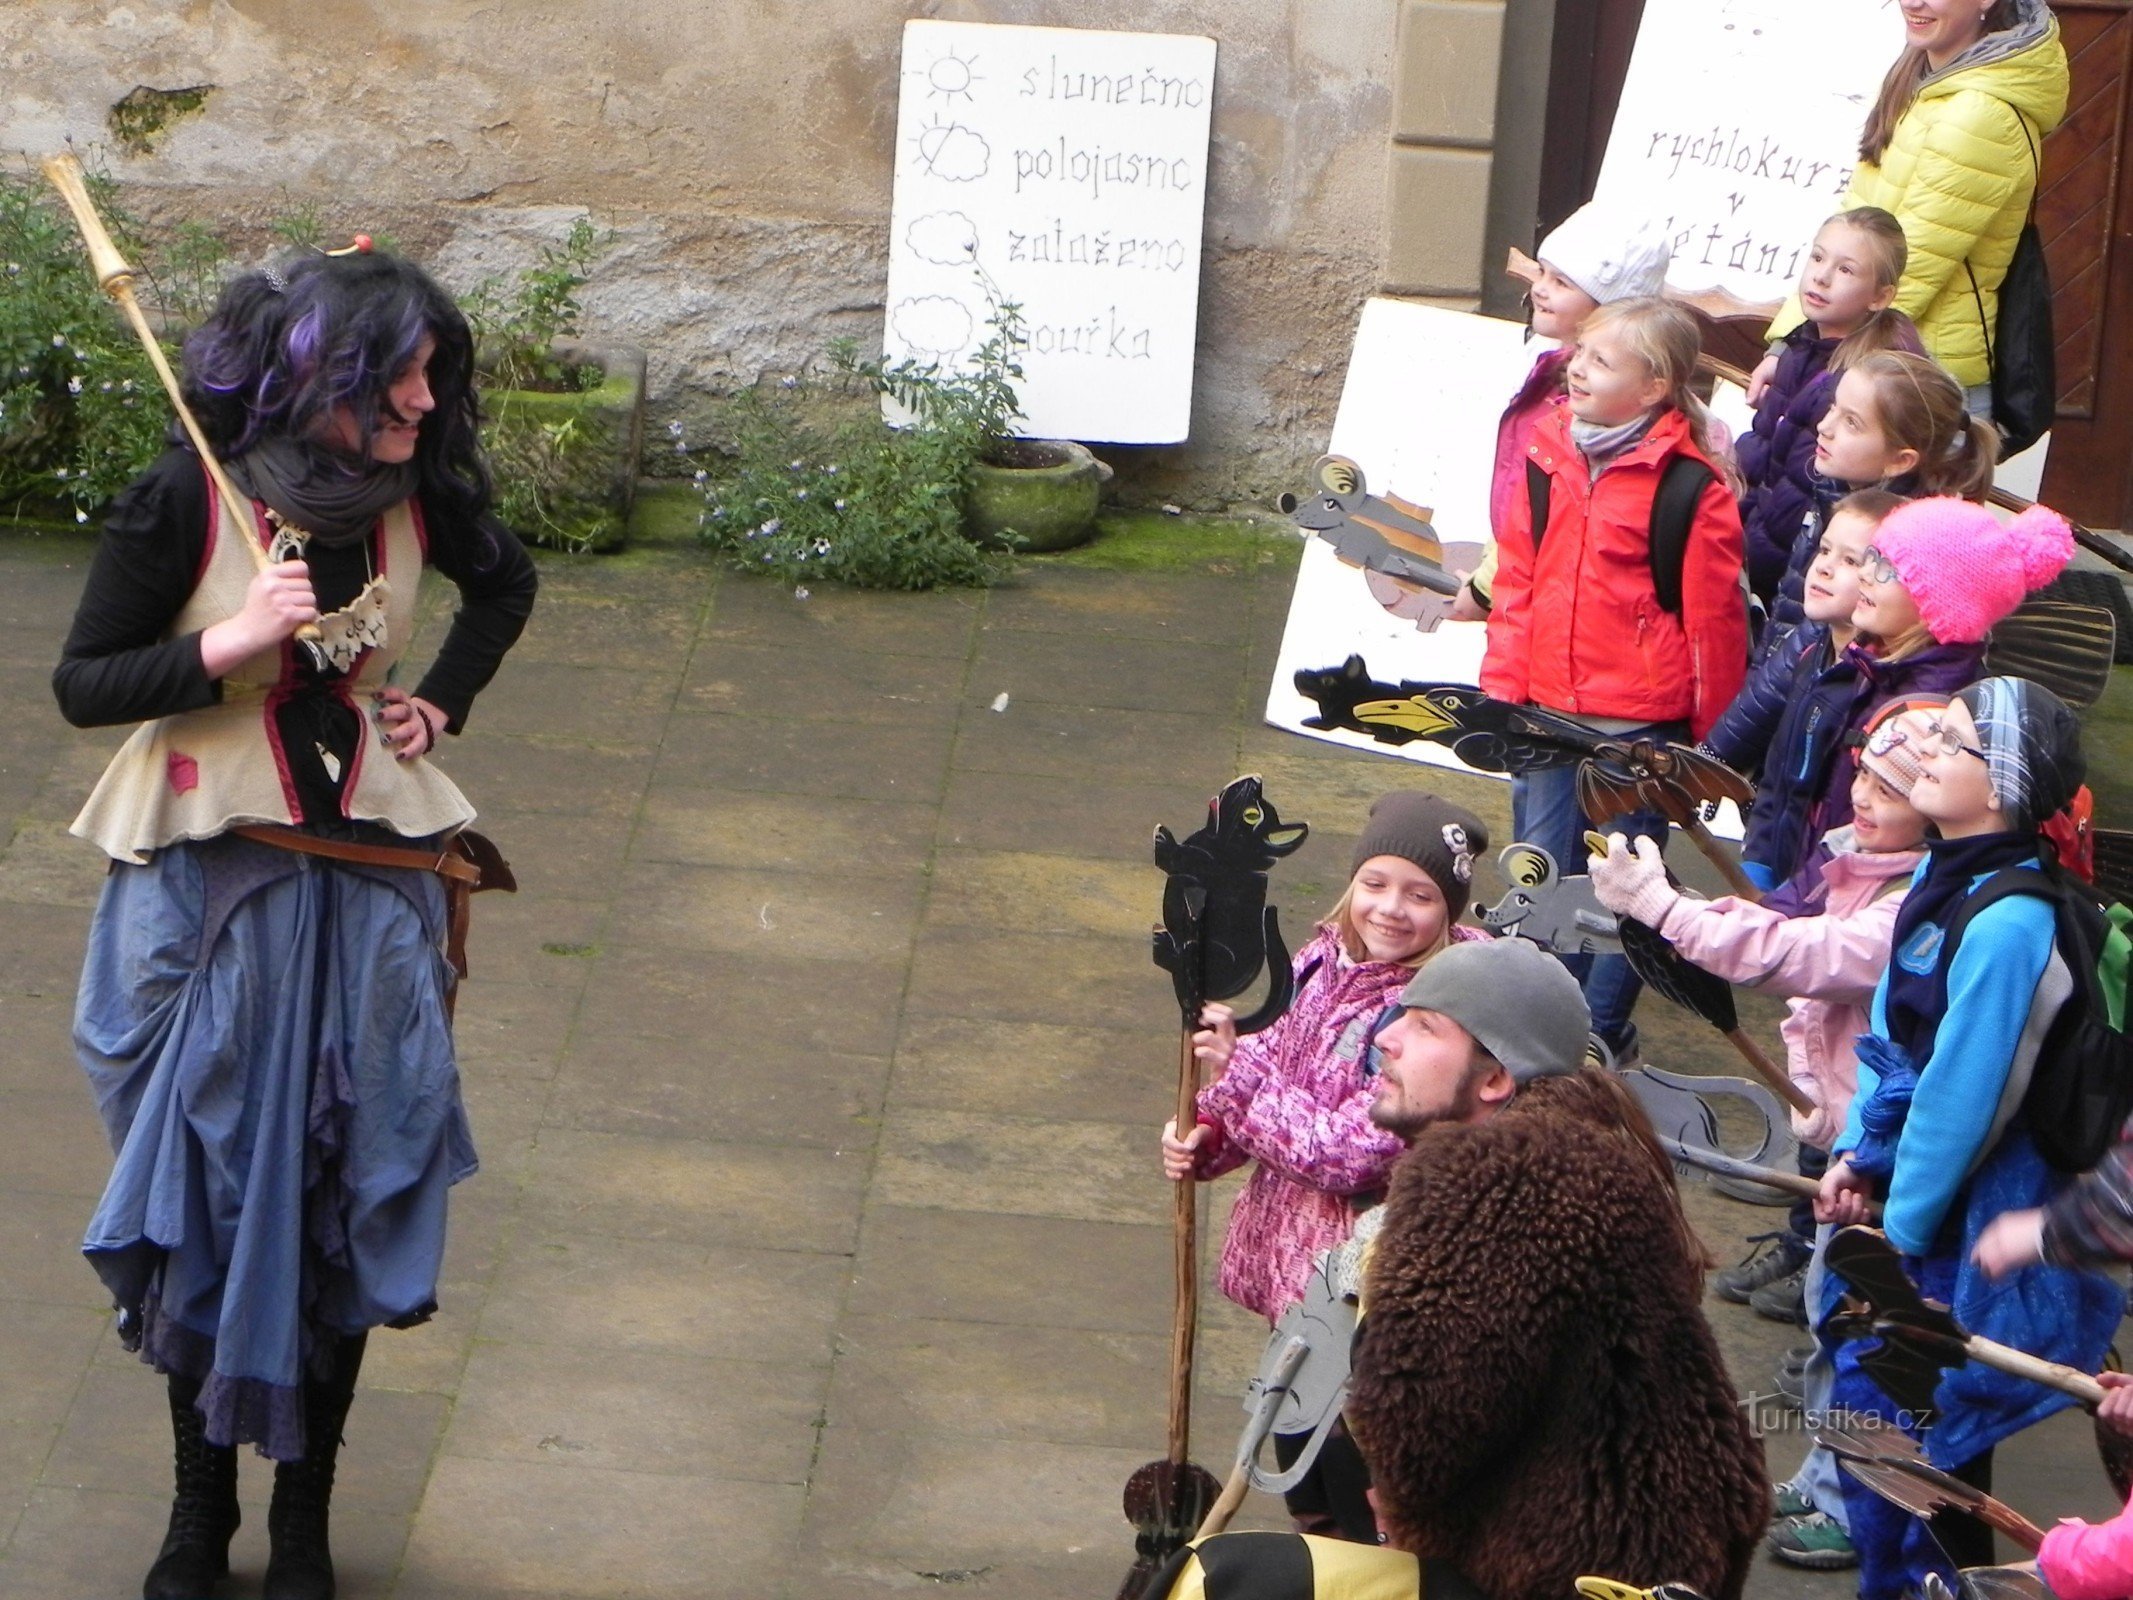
[1,0,1423,506]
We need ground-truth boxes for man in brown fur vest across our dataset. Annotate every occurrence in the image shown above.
[1347,939,1768,1600]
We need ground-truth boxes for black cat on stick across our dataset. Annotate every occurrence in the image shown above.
[1120,777,1308,1597]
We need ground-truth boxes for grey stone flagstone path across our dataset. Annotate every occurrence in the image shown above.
[0,515,2120,1597]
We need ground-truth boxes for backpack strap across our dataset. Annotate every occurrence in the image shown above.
[1649,455,1715,616]
[1942,867,2056,959]
[1525,457,1550,556]
[1943,864,2110,1019]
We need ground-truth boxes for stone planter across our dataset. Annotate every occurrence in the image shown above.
[963,439,1107,553]
[481,342,646,554]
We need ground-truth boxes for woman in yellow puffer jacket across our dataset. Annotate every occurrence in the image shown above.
[1769,0,2067,403]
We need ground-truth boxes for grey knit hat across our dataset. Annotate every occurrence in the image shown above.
[1351,792,1490,920]
[1958,676,2086,831]
[1396,938,1590,1084]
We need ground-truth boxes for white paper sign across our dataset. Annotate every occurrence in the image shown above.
[882,19,1216,444]
[1595,0,1901,303]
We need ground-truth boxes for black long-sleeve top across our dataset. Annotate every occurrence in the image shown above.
[53,447,537,822]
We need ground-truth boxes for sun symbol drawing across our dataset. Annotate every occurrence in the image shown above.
[916,46,982,103]
[912,117,989,183]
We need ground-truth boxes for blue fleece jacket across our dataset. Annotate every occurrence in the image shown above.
[1834,861,2119,1466]
[1839,875,2055,1253]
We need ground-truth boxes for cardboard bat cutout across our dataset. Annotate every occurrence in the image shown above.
[1278,456,1483,634]
[1151,776,1310,1033]
[1472,843,1623,955]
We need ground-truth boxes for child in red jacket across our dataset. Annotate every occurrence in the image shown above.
[1483,294,1749,1058]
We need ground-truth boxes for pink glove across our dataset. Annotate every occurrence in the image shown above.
[1587,834,1679,928]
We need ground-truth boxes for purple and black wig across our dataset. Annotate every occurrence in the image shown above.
[180,249,494,527]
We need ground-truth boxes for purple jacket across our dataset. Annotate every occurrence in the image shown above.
[1737,324,1841,602]
[1194,923,1490,1322]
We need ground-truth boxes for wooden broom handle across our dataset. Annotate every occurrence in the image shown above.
[1168,1026,1201,1468]
[40,157,264,572]
[1721,1026,1817,1117]
[42,154,323,644]
[1965,1334,2109,1407]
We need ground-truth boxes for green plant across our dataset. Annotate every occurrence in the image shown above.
[695,384,1005,590]
[0,166,168,519]
[483,393,619,554]
[464,216,606,392]
[694,286,1030,590]
[831,288,1028,462]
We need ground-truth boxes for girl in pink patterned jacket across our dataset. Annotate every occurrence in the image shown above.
[1160,792,1491,1323]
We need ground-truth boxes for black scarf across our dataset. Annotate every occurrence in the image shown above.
[230,436,417,548]
[1881,829,2041,1058]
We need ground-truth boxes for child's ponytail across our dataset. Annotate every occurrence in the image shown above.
[1935,415,2000,502]
[1830,307,1923,374]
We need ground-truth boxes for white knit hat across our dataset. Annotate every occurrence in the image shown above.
[1536,203,1673,304]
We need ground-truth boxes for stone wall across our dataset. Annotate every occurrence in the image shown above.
[1,0,1518,508]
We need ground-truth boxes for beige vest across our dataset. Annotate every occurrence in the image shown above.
[72,481,476,864]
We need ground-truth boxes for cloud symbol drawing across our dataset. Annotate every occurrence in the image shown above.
[915,122,989,183]
[891,296,975,361]
[906,211,979,266]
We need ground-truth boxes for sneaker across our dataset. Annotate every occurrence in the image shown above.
[1715,1232,1807,1304]
[1750,1264,1808,1324]
[1771,1484,1816,1521]
[1584,1033,1617,1072]
[1767,1511,1859,1570]
[1774,1356,1804,1406]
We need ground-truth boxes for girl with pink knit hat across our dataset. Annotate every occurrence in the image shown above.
[1722,493,2073,899]
[1856,496,2076,656]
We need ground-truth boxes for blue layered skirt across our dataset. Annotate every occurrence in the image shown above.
[74,833,478,1460]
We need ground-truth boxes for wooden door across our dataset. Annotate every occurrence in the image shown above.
[2038,2,2133,529]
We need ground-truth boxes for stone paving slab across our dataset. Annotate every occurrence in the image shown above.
[0,522,2125,1600]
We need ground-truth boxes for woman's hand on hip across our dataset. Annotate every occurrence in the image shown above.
[373,687,446,761]
[198,560,318,677]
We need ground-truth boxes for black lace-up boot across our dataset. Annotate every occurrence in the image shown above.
[143,1374,241,1600]
[262,1333,366,1600]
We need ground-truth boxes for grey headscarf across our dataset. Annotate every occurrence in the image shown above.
[1957,676,2085,831]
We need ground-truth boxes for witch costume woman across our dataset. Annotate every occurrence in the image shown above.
[51,248,536,1600]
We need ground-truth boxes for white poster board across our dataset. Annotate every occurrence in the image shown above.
[1264,300,1533,768]
[881,19,1216,444]
[1595,0,1900,303]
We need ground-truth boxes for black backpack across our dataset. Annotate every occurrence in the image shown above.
[1942,863,2133,1173]
[1965,116,2055,458]
[1525,454,1715,615]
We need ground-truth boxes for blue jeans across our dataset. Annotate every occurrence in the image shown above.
[1508,715,1686,1048]
[1783,1222,1848,1529]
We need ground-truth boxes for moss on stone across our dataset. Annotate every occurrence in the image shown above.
[1038,508,1298,575]
[107,85,215,156]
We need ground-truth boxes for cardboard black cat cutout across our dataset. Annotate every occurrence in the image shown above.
[1152,776,1310,1033]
